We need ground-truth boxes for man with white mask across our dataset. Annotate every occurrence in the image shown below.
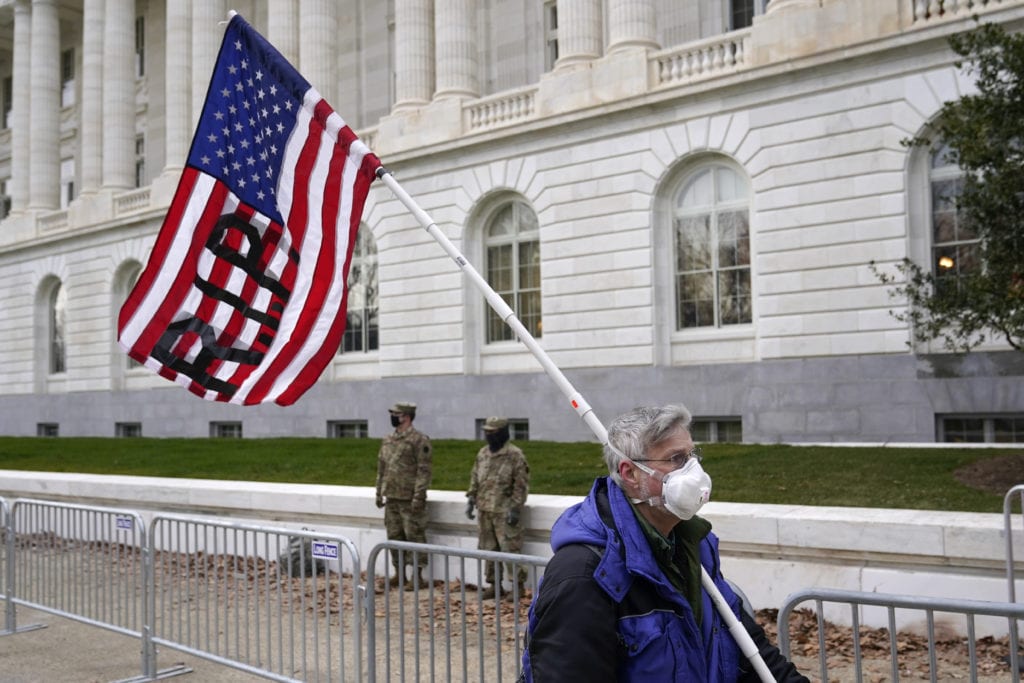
[520,404,807,682]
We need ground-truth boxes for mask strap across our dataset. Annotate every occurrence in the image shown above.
[619,449,668,508]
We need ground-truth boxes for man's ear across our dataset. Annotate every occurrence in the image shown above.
[618,460,638,485]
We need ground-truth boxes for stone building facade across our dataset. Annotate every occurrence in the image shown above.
[0,0,1022,443]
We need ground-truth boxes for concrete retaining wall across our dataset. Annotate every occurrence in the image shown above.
[1,470,1020,635]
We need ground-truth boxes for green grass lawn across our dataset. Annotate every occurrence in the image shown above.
[0,437,1015,513]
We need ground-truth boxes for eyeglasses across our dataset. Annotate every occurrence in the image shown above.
[632,446,703,469]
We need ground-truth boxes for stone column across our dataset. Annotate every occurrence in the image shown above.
[191,0,225,131]
[267,0,299,69]
[554,0,602,69]
[607,0,658,53]
[393,0,434,111]
[433,0,477,100]
[79,0,103,195]
[163,0,190,172]
[28,0,60,211]
[9,0,31,213]
[299,0,337,105]
[101,0,136,191]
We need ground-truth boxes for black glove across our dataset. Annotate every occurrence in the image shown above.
[465,498,476,520]
[506,507,520,526]
[375,494,384,509]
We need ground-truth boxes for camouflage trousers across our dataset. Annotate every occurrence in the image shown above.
[384,499,428,569]
[477,510,526,585]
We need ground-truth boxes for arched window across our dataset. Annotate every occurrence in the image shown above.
[341,226,378,353]
[121,264,143,368]
[484,200,541,343]
[929,141,978,296]
[674,164,751,329]
[49,282,67,374]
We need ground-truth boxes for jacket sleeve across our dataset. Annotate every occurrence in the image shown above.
[527,545,620,682]
[375,444,385,497]
[510,450,529,508]
[412,434,432,503]
[737,608,810,683]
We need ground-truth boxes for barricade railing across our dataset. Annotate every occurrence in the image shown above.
[778,587,1024,682]
[1007,484,1024,681]
[364,540,548,683]
[3,498,187,679]
[148,514,362,682]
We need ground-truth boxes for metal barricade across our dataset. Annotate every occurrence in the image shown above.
[4,498,186,678]
[148,514,362,682]
[364,540,548,683]
[778,587,1024,683]
[1008,484,1024,681]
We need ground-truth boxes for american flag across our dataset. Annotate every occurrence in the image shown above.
[118,13,380,406]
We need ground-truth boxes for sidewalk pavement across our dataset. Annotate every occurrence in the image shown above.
[0,605,264,683]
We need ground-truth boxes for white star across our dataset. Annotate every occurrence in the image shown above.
[239,139,250,150]
[235,82,244,92]
[246,156,256,166]
[240,59,248,70]
[234,40,242,50]
[238,178,247,188]
[207,133,218,143]
[232,161,242,171]
[255,70,263,81]
[216,149,226,159]
[228,65,238,75]
[200,155,211,165]
[234,122,244,133]
[256,190,265,201]
[221,88,230,97]
[251,172,260,182]
[227,144,235,155]
[276,122,285,134]
[228,104,237,115]
[269,85,278,96]
[269,144,278,155]
[214,111,225,121]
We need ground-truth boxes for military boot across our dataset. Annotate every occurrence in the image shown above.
[481,583,504,599]
[504,581,526,602]
[405,567,428,591]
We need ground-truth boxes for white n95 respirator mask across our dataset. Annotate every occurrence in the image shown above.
[631,456,712,520]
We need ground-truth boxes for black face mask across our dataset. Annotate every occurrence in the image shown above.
[390,414,401,428]
[485,428,509,452]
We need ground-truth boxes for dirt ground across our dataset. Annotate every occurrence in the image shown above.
[761,607,1020,682]
[955,453,1024,495]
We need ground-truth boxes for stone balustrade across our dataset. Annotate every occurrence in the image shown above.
[465,86,538,132]
[652,29,751,88]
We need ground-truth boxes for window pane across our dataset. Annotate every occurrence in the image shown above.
[689,421,711,442]
[731,0,755,29]
[518,240,541,289]
[931,142,955,169]
[717,211,750,268]
[509,419,530,441]
[718,269,752,325]
[328,420,369,438]
[679,169,713,208]
[116,422,142,437]
[51,284,67,374]
[517,289,543,338]
[37,423,59,437]
[487,244,513,292]
[993,418,1024,442]
[718,420,743,442]
[941,417,984,443]
[931,178,958,213]
[487,205,515,238]
[676,216,712,272]
[716,167,746,202]
[210,422,243,438]
[932,209,956,244]
[678,272,715,328]
[340,227,378,354]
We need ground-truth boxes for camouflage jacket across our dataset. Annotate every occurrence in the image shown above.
[466,442,529,512]
[376,427,432,503]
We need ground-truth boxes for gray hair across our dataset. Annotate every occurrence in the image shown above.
[603,404,692,486]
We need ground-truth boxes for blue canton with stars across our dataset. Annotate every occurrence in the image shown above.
[187,16,312,227]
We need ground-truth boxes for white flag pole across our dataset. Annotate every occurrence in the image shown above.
[376,167,775,682]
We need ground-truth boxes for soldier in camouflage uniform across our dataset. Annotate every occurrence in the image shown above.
[465,416,530,600]
[376,401,433,590]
